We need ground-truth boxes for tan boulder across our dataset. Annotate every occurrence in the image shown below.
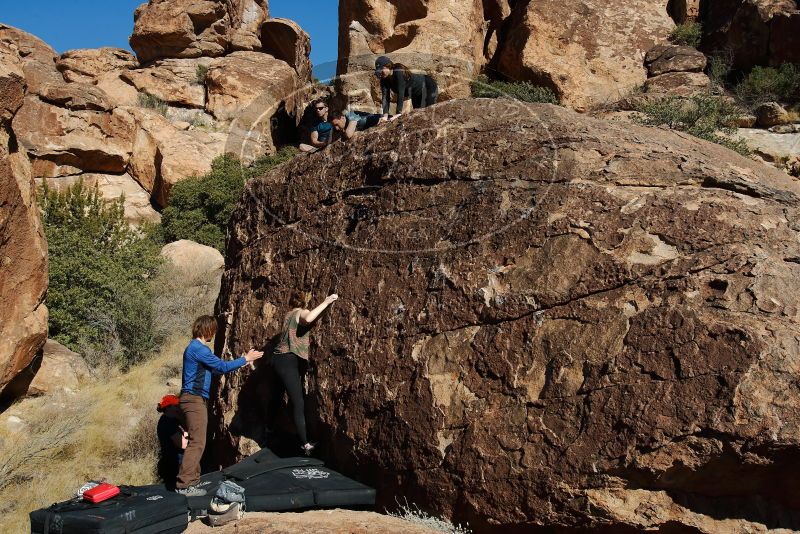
[95,71,140,107]
[735,128,800,164]
[645,44,707,76]
[0,140,48,402]
[496,0,674,111]
[644,71,711,96]
[0,23,57,71]
[260,18,312,83]
[129,0,268,64]
[122,58,210,108]
[56,48,138,84]
[337,0,486,110]
[13,95,135,176]
[122,107,226,207]
[160,240,224,309]
[27,340,91,396]
[755,101,791,128]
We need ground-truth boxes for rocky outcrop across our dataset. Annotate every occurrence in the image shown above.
[211,99,800,532]
[700,0,800,70]
[56,48,138,84]
[337,0,486,109]
[261,18,312,83]
[121,58,210,108]
[0,62,47,403]
[496,0,674,110]
[27,340,90,396]
[129,0,269,64]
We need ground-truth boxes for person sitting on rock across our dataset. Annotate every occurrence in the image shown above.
[271,291,338,456]
[156,394,187,490]
[175,316,263,497]
[300,99,334,153]
[330,110,387,141]
[375,55,439,118]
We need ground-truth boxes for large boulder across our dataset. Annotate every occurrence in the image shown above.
[27,340,91,396]
[496,0,674,111]
[129,0,269,64]
[211,99,800,532]
[645,44,707,76]
[337,0,487,109]
[160,240,224,310]
[701,0,800,70]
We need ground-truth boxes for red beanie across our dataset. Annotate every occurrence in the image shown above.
[157,394,180,411]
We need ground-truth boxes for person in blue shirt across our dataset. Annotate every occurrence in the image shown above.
[300,99,334,153]
[174,315,263,497]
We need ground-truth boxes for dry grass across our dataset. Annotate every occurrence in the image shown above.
[0,338,188,532]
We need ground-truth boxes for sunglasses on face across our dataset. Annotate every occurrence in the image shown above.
[316,106,327,111]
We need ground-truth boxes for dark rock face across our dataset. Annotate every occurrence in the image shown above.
[700,0,800,69]
[211,100,800,532]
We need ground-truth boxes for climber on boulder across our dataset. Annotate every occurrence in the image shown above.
[175,316,263,497]
[300,99,334,153]
[375,55,439,118]
[330,110,387,141]
[271,291,338,456]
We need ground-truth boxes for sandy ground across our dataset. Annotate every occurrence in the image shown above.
[185,509,440,533]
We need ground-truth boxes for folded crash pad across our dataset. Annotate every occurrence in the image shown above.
[30,485,188,534]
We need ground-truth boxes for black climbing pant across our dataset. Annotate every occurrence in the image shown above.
[271,352,308,444]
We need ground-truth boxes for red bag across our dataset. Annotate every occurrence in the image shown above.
[83,483,120,503]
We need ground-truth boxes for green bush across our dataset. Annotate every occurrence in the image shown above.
[669,22,702,48]
[735,63,800,107]
[39,180,163,367]
[196,64,209,85]
[635,94,751,156]
[161,147,298,252]
[707,50,733,90]
[471,75,559,104]
[138,92,168,116]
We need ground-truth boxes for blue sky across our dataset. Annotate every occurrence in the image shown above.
[0,0,339,77]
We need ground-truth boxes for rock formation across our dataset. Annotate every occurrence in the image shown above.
[336,0,675,111]
[0,36,48,403]
[700,0,800,70]
[336,0,487,109]
[496,0,674,111]
[27,340,91,396]
[1,0,313,216]
[129,0,269,64]
[211,99,800,532]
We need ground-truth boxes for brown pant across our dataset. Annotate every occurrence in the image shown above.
[176,393,207,489]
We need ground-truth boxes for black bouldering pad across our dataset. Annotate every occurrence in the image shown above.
[30,485,188,534]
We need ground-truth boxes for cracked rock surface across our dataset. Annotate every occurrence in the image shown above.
[211,99,800,532]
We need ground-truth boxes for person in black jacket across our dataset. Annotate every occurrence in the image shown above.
[374,55,438,118]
